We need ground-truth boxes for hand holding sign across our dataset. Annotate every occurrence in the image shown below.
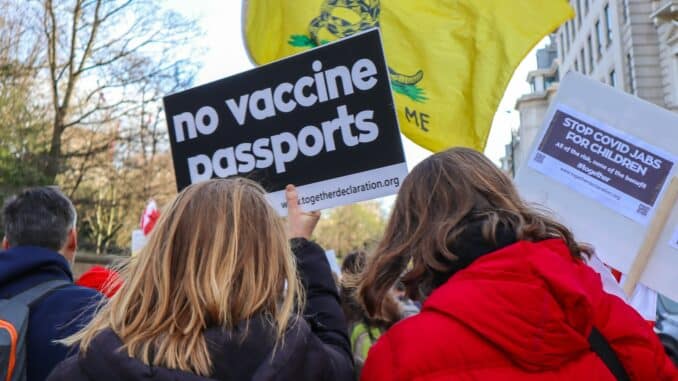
[163,29,407,216]
[286,184,320,240]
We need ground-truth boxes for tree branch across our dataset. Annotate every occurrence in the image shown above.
[75,0,102,75]
[43,0,59,115]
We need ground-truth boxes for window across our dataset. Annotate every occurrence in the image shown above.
[609,69,616,87]
[565,23,571,52]
[622,0,629,24]
[576,0,582,27]
[571,19,576,41]
[626,53,635,94]
[587,36,594,73]
[595,20,603,59]
[671,53,678,106]
[604,4,613,47]
[560,32,566,59]
[584,0,589,14]
[574,59,579,72]
[580,49,586,73]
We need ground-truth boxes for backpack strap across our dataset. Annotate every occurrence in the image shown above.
[588,326,630,381]
[9,280,71,307]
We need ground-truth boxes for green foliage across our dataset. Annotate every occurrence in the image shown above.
[313,201,387,259]
[288,34,317,47]
[0,63,51,201]
[287,34,332,47]
[391,81,428,103]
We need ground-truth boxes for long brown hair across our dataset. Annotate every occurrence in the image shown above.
[359,147,590,318]
[64,178,303,376]
[340,251,401,331]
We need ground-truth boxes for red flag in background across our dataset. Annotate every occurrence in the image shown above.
[140,200,160,236]
[602,261,657,324]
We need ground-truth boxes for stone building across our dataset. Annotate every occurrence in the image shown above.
[556,0,676,111]
[504,0,677,173]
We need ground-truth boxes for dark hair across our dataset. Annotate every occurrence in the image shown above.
[359,147,591,318]
[2,186,76,251]
[340,251,400,332]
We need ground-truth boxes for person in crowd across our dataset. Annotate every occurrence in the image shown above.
[76,265,122,298]
[47,179,354,381]
[657,294,678,366]
[340,251,400,377]
[392,280,420,318]
[0,186,103,381]
[358,147,678,380]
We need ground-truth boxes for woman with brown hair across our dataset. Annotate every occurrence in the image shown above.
[47,179,354,381]
[358,148,677,381]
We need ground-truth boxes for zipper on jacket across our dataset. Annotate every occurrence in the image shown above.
[0,320,18,381]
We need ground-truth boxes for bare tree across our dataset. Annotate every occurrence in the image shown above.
[36,0,200,183]
[0,0,200,251]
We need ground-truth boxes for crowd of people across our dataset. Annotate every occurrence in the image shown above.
[1,147,677,380]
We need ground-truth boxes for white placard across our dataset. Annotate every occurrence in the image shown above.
[266,163,405,215]
[670,226,678,251]
[324,249,341,277]
[515,73,678,300]
[527,104,676,225]
[131,229,148,254]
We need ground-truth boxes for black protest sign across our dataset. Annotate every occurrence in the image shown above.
[536,110,674,207]
[163,29,407,213]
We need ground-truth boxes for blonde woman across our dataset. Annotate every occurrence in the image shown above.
[47,179,354,381]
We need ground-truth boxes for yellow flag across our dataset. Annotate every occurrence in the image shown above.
[244,0,572,152]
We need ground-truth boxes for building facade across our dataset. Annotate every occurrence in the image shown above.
[557,0,677,111]
[505,0,677,173]
[509,41,560,174]
[653,1,678,112]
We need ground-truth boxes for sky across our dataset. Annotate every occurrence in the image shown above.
[165,1,547,168]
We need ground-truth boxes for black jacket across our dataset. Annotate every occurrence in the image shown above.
[47,239,354,381]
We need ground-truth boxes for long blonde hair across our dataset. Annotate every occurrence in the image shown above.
[66,178,303,376]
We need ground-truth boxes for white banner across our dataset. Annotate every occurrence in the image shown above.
[266,162,407,215]
[528,104,676,225]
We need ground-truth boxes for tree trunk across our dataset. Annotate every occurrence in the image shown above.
[45,109,65,183]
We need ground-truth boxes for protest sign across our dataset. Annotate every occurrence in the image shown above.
[163,29,407,215]
[515,73,678,300]
[131,229,147,254]
[529,104,674,225]
[325,250,341,278]
[670,226,678,250]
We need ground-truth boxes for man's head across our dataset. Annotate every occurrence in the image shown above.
[2,186,78,262]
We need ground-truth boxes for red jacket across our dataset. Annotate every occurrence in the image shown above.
[361,239,678,381]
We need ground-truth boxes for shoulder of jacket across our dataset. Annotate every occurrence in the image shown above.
[38,284,103,316]
[48,283,103,302]
[46,355,88,381]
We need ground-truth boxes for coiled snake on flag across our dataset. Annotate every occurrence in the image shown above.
[308,0,424,87]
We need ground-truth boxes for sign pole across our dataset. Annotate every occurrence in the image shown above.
[623,176,678,296]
